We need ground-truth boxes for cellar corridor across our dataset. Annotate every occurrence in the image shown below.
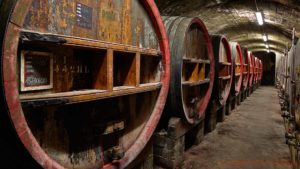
[2,1,300,169]
[182,87,291,169]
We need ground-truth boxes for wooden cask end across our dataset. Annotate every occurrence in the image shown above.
[229,42,243,96]
[258,59,263,81]
[0,0,170,168]
[288,40,300,130]
[242,48,250,90]
[162,16,215,124]
[210,35,233,106]
[254,57,259,84]
[249,52,255,87]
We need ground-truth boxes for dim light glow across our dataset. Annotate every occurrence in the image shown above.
[265,44,269,48]
[255,11,264,25]
[267,49,270,53]
[263,34,268,42]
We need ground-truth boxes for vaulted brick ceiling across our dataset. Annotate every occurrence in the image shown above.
[155,0,300,54]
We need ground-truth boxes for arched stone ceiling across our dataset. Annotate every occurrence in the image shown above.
[155,0,300,54]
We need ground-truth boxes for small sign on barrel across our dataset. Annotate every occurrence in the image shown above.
[20,51,53,91]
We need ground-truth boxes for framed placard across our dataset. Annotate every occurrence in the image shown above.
[20,51,53,91]
[76,3,93,29]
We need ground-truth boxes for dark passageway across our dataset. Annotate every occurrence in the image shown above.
[256,52,276,86]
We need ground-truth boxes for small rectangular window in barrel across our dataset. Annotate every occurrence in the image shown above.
[20,51,53,91]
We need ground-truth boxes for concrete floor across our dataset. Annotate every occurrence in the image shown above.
[182,86,291,169]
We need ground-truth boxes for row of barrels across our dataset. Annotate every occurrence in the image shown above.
[0,1,263,169]
[276,35,300,169]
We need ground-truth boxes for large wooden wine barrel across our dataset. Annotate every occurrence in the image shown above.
[249,52,255,87]
[287,46,294,111]
[277,53,289,105]
[254,57,259,84]
[229,42,243,96]
[163,16,215,124]
[285,39,300,169]
[285,51,290,92]
[253,57,257,84]
[210,35,233,106]
[0,1,170,168]
[277,53,289,114]
[242,48,250,90]
[279,54,289,92]
[258,59,263,82]
[279,57,284,89]
[277,56,286,89]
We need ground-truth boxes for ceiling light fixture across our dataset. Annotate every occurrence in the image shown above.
[255,11,264,25]
[262,34,268,42]
[265,44,269,48]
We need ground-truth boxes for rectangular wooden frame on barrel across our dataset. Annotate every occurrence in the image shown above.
[20,51,53,92]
